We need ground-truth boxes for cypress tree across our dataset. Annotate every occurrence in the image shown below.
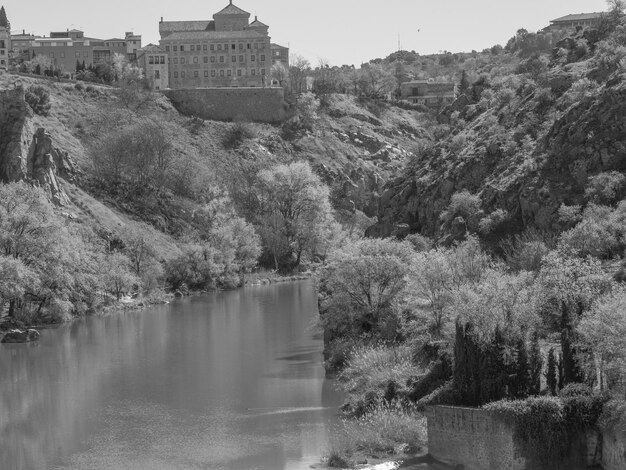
[459,69,469,94]
[514,336,530,398]
[0,7,9,28]
[76,60,81,73]
[528,332,543,395]
[546,347,557,396]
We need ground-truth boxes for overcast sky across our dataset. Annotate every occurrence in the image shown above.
[4,0,609,65]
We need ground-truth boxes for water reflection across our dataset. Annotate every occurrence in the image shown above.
[0,281,343,470]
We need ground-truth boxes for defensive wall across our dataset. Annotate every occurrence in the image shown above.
[427,405,625,470]
[163,87,289,123]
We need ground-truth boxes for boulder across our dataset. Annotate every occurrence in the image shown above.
[1,329,40,343]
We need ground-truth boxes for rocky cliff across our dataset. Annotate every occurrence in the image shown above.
[0,86,73,205]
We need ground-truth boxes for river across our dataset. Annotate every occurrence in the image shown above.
[0,280,345,470]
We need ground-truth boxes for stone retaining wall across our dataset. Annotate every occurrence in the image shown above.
[163,87,288,123]
[426,405,526,470]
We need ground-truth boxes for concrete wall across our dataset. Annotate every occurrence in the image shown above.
[426,406,526,470]
[163,86,288,123]
[603,428,626,470]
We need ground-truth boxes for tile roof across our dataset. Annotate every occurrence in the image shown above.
[248,17,268,28]
[214,1,250,16]
[160,21,212,32]
[162,29,266,40]
[551,12,603,23]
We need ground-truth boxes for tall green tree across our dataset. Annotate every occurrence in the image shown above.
[0,6,9,28]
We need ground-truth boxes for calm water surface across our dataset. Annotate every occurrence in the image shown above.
[0,280,344,470]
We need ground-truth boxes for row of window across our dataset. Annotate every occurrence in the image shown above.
[171,54,266,65]
[172,68,266,78]
[148,55,166,64]
[165,42,267,53]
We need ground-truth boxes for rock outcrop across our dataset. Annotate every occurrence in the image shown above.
[1,329,40,343]
[0,86,72,205]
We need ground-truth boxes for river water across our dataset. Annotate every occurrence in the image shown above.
[0,280,345,470]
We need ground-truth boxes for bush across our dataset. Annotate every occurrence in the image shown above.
[74,82,85,91]
[25,85,51,116]
[340,401,426,456]
[222,120,256,149]
[585,171,626,204]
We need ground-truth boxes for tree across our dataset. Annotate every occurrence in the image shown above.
[289,54,311,94]
[356,63,397,98]
[319,238,415,339]
[0,6,8,28]
[271,62,289,87]
[529,332,543,395]
[578,287,626,393]
[254,161,335,270]
[459,70,470,94]
[546,348,558,396]
[584,171,626,204]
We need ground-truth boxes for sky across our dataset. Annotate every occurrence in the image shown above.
[3,0,610,66]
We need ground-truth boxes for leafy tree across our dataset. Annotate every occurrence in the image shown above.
[459,70,470,94]
[24,86,51,116]
[319,238,415,340]
[356,63,397,98]
[101,253,139,300]
[578,287,626,393]
[584,171,626,204]
[440,190,482,232]
[254,161,335,270]
[271,62,289,87]
[289,54,311,95]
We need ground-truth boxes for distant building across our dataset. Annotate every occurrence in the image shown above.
[137,44,169,90]
[159,0,289,88]
[29,30,141,73]
[0,5,10,68]
[548,12,604,32]
[10,30,37,64]
[270,43,288,68]
[400,80,457,106]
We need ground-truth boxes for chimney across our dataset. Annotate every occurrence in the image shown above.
[255,16,257,21]
[160,16,163,23]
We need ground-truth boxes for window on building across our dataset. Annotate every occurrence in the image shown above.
[165,45,170,52]
[231,44,235,50]
[227,69,232,76]
[239,55,243,62]
[173,58,178,64]
[155,70,160,79]
[239,43,243,50]
[173,45,178,52]
[237,69,242,76]
[197,45,201,50]
[231,56,236,62]
[194,70,198,77]
[203,56,208,63]
[261,68,266,75]
[204,70,208,77]
[174,71,178,78]
[191,45,195,51]
[180,45,185,51]
[181,71,185,78]
[203,44,207,51]
[219,56,224,63]
[181,57,185,64]
[217,44,222,50]
[161,56,165,64]
[193,56,198,63]
[211,70,216,77]
[247,43,251,49]
[210,56,215,63]
[210,44,215,51]
[220,70,224,76]
[261,55,265,61]
[149,56,154,64]
[251,55,255,61]
[254,43,258,49]
[75,52,80,57]
[251,69,256,76]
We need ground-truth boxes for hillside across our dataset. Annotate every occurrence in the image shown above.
[0,73,430,262]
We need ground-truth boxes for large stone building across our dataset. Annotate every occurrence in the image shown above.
[548,12,603,32]
[159,0,288,88]
[29,30,141,73]
[136,44,169,90]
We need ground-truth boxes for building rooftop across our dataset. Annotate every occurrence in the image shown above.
[248,16,268,28]
[139,43,165,53]
[550,12,603,23]
[163,29,266,40]
[214,1,250,17]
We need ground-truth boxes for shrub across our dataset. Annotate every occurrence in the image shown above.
[340,401,426,456]
[404,233,433,252]
[585,171,626,204]
[222,120,256,149]
[25,85,51,116]
[74,82,85,91]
